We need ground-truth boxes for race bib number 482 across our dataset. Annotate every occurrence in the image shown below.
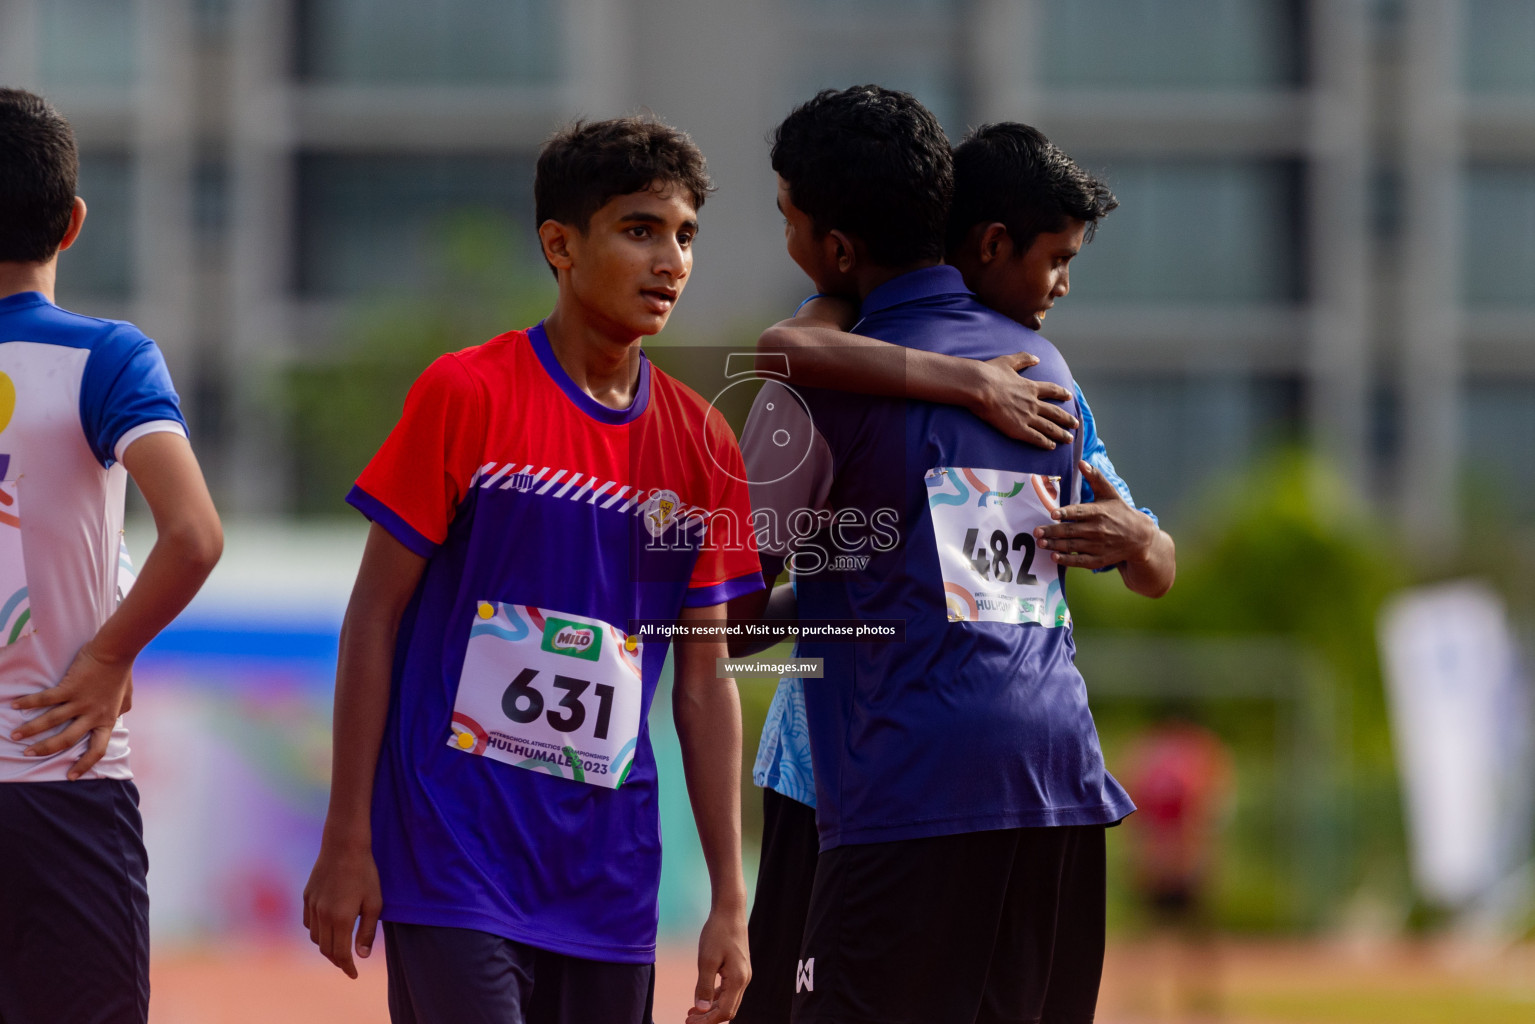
[925,466,1071,627]
[449,603,644,789]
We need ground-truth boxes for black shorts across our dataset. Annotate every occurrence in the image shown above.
[792,824,1107,1024]
[737,788,821,1024]
[383,921,654,1024]
[0,779,150,1024]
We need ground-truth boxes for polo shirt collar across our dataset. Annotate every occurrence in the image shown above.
[0,291,49,313]
[859,264,970,316]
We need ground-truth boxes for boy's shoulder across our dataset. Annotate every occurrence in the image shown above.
[0,294,151,356]
[645,359,740,450]
[439,327,530,377]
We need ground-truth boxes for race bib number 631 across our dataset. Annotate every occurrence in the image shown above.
[925,466,1071,627]
[449,602,644,788]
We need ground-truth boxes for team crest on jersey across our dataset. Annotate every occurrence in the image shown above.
[508,471,537,493]
[643,489,681,538]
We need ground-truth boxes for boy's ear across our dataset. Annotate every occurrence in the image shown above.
[56,197,87,253]
[976,222,1012,265]
[538,218,576,272]
[826,229,857,274]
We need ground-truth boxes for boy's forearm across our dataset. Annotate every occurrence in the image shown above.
[760,322,983,406]
[1118,529,1176,599]
[321,610,399,846]
[673,638,747,910]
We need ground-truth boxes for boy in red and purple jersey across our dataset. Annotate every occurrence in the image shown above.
[303,117,762,1024]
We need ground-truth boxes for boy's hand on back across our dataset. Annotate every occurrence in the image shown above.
[968,352,1078,449]
[1035,460,1157,569]
[10,640,132,778]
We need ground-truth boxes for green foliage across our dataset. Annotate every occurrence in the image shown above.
[283,213,555,515]
[1073,449,1413,931]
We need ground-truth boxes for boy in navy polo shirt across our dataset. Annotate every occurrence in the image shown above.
[0,88,224,1024]
[302,117,763,1024]
[734,119,1175,1023]
[734,87,1173,1023]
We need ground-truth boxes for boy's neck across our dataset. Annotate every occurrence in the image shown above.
[0,260,57,304]
[541,301,645,411]
[853,259,941,301]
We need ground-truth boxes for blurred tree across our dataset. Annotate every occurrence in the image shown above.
[1071,449,1412,930]
[284,213,554,515]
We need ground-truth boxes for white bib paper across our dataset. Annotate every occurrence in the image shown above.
[925,466,1071,627]
[449,602,644,789]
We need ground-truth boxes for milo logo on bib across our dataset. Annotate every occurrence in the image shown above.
[541,618,602,661]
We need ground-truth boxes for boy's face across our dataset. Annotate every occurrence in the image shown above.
[776,175,856,297]
[555,184,697,338]
[967,218,1087,332]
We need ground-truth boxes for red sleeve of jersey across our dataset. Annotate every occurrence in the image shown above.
[685,409,766,607]
[347,354,486,557]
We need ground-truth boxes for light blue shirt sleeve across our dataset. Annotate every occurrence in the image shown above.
[752,675,816,807]
[1076,382,1157,524]
[1075,383,1158,573]
[750,575,817,806]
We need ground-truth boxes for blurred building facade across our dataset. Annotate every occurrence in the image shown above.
[0,0,1532,535]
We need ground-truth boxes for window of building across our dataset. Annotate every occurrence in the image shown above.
[1038,0,1304,90]
[1463,164,1535,306]
[1464,381,1535,519]
[808,0,954,10]
[294,153,538,298]
[1070,372,1302,524]
[295,0,562,86]
[1064,158,1305,305]
[55,153,133,302]
[38,0,138,89]
[1463,0,1535,93]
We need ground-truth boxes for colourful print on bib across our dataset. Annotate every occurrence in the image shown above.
[925,466,1070,627]
[0,371,34,648]
[449,602,644,788]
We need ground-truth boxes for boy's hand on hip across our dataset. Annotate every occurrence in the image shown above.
[303,840,384,980]
[1035,460,1156,569]
[971,352,1078,449]
[686,904,749,1024]
[9,641,132,778]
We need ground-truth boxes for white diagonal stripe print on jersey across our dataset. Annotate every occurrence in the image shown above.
[552,474,583,499]
[535,469,567,495]
[470,461,498,487]
[586,480,615,504]
[600,485,630,509]
[498,464,535,488]
[480,463,513,489]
